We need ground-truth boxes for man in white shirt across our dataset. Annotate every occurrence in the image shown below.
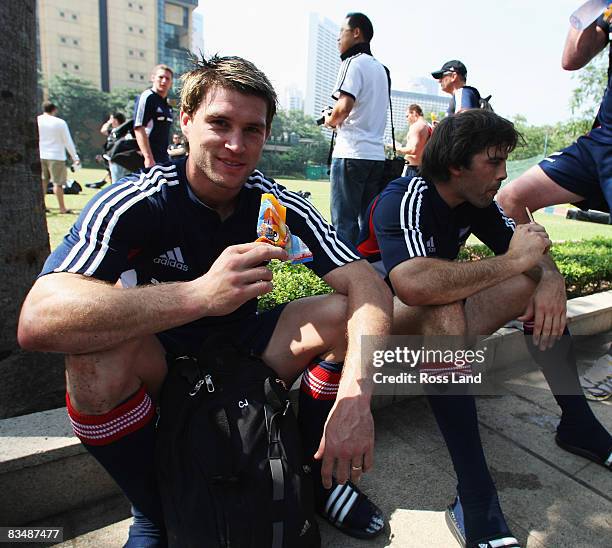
[37,102,80,214]
[325,12,388,245]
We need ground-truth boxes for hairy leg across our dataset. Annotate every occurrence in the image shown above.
[497,165,584,224]
[65,334,167,413]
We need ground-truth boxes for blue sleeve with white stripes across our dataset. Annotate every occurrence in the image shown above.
[39,177,157,282]
[470,200,515,255]
[133,91,154,129]
[246,173,361,277]
[372,181,432,275]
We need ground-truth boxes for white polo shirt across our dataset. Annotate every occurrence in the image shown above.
[331,53,388,161]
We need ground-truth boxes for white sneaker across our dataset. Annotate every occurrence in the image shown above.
[580,352,612,401]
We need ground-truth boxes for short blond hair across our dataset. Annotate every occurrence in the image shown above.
[180,54,277,129]
[151,64,173,77]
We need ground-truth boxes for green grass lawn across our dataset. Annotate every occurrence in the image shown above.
[45,169,611,250]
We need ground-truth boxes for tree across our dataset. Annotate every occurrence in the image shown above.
[259,110,330,176]
[571,50,608,118]
[0,0,64,418]
[46,74,142,164]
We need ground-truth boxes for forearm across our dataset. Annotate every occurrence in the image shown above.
[18,273,206,354]
[524,253,562,284]
[562,22,607,69]
[134,127,154,164]
[394,255,527,306]
[329,266,393,400]
[396,144,416,156]
[325,94,354,128]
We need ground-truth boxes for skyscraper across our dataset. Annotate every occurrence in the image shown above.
[283,85,304,113]
[304,14,340,119]
[37,0,198,92]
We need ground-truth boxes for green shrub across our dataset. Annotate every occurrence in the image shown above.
[258,260,331,310]
[260,238,611,310]
[459,237,611,298]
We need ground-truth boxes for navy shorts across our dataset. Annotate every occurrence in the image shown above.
[539,133,611,213]
[157,304,287,359]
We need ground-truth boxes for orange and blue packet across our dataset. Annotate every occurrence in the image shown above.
[255,193,313,264]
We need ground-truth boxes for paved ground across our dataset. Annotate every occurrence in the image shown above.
[34,332,612,547]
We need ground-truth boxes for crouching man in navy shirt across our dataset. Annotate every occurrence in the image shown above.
[358,110,612,548]
[18,55,392,546]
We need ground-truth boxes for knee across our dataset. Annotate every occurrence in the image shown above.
[66,338,160,414]
[315,293,349,357]
[497,183,526,221]
[424,302,467,336]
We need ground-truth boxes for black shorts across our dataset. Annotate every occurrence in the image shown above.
[157,304,287,359]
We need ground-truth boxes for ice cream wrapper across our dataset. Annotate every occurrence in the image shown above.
[256,193,313,264]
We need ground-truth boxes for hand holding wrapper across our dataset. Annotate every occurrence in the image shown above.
[255,193,313,264]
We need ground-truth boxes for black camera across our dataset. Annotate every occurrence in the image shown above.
[316,106,333,126]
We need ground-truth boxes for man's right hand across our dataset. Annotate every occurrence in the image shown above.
[507,223,551,270]
[196,242,288,316]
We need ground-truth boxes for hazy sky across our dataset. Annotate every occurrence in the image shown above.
[196,1,597,125]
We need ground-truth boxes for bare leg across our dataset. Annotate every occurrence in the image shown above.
[65,334,167,413]
[261,293,348,384]
[53,183,68,214]
[64,334,168,543]
[497,165,584,224]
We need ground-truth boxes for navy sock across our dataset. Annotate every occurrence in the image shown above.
[427,393,511,542]
[298,359,384,536]
[524,323,612,460]
[298,358,342,507]
[67,387,166,547]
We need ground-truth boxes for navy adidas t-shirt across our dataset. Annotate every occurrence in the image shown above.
[358,176,515,278]
[41,158,360,351]
[133,89,173,163]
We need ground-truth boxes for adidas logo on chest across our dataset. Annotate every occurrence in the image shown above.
[153,246,189,271]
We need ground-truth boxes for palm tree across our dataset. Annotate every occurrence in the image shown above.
[0,0,63,418]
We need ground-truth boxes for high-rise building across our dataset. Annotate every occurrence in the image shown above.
[158,0,198,77]
[304,14,340,119]
[37,0,198,92]
[283,86,304,113]
[385,90,450,143]
[191,9,204,55]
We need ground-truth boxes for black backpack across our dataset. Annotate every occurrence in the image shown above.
[156,337,321,548]
[463,85,494,112]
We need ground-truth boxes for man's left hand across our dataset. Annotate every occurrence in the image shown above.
[314,394,374,489]
[519,272,566,350]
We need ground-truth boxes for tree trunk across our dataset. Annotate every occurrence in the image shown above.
[0,0,64,418]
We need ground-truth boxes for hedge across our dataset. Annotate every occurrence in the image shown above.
[258,237,611,310]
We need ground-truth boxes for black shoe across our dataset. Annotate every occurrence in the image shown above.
[86,180,107,189]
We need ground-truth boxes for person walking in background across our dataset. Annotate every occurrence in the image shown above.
[395,103,432,178]
[325,12,388,245]
[432,60,480,116]
[134,64,174,168]
[37,101,80,214]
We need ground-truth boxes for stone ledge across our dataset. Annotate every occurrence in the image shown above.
[1,291,610,525]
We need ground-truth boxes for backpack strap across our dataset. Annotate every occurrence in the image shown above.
[383,65,398,159]
[267,406,286,548]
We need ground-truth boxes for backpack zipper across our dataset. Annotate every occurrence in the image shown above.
[189,374,215,396]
